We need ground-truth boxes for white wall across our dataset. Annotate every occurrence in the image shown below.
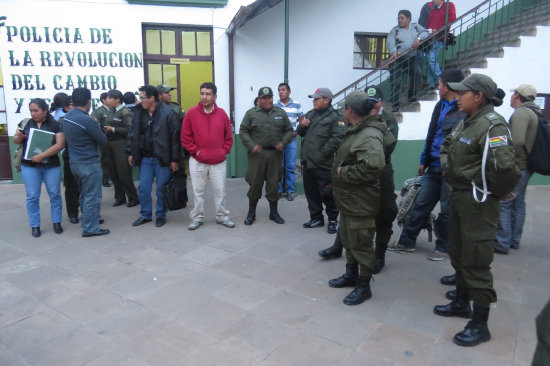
[0,0,252,135]
[232,0,482,130]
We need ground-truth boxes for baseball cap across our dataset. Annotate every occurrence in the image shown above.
[308,88,333,99]
[447,74,497,99]
[365,85,384,101]
[510,84,537,100]
[156,84,176,94]
[258,87,274,97]
[345,90,369,110]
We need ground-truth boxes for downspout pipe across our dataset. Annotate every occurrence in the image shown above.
[284,0,289,83]
[228,33,237,177]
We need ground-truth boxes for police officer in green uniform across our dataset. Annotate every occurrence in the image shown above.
[328,91,387,306]
[240,87,294,225]
[297,87,346,234]
[435,74,521,347]
[103,90,139,207]
[91,92,111,187]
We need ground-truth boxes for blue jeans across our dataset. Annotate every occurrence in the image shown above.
[279,138,297,193]
[496,169,532,250]
[21,165,62,228]
[417,40,444,87]
[138,157,170,220]
[71,162,102,234]
[398,166,449,252]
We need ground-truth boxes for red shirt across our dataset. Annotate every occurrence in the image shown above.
[181,102,233,165]
[426,2,456,31]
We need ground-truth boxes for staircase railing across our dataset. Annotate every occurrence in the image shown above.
[332,0,549,111]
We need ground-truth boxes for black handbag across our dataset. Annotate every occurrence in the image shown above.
[162,172,188,211]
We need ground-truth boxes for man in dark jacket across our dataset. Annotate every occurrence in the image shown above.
[389,69,465,261]
[128,85,181,228]
[297,88,346,234]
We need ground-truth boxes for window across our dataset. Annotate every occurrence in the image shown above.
[354,33,389,69]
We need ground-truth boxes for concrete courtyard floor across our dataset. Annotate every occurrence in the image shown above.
[0,179,548,366]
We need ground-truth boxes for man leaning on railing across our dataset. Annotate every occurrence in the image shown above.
[386,9,429,112]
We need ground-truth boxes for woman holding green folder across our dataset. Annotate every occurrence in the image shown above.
[13,98,65,238]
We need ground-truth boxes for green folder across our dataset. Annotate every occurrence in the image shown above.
[24,128,56,163]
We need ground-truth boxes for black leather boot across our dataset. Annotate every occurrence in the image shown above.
[268,201,284,224]
[343,276,372,306]
[318,232,343,259]
[329,264,358,288]
[373,256,385,274]
[453,307,491,347]
[446,289,457,300]
[244,203,256,226]
[433,287,472,318]
[440,273,456,286]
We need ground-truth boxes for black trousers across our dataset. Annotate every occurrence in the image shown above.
[303,167,338,221]
[62,154,80,218]
[375,162,398,258]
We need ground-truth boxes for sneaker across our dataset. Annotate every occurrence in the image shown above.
[188,219,203,230]
[216,217,235,228]
[387,241,415,252]
[428,249,448,261]
[303,218,324,228]
[287,192,294,201]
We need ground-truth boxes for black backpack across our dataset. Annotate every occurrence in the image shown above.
[524,106,550,175]
[162,173,188,210]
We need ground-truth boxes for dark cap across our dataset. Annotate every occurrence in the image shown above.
[258,87,274,97]
[345,91,369,110]
[447,73,497,100]
[156,84,176,94]
[308,87,333,99]
[365,85,384,102]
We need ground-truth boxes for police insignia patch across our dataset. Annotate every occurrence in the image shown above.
[489,135,508,147]
[338,121,345,127]
[367,88,376,97]
[263,88,269,94]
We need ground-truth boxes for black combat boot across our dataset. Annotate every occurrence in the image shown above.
[433,287,472,318]
[244,203,256,226]
[318,232,343,259]
[373,256,385,274]
[268,201,284,224]
[440,273,456,286]
[343,276,372,306]
[329,264,358,288]
[453,306,491,347]
[446,289,457,300]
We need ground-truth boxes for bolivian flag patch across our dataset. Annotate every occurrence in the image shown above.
[489,135,508,147]
[338,121,345,127]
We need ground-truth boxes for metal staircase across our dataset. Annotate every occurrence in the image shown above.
[332,0,550,114]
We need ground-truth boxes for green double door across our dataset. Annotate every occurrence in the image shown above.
[143,24,213,112]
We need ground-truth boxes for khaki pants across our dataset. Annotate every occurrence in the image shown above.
[189,157,229,221]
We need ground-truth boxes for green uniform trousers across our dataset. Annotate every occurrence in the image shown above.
[533,299,550,366]
[340,213,376,278]
[448,190,498,307]
[100,145,110,184]
[105,139,138,203]
[245,149,283,203]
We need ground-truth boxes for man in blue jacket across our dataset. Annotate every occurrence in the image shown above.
[63,87,109,237]
[389,69,465,261]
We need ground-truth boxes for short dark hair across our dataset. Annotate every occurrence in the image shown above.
[253,97,259,106]
[398,10,411,19]
[107,89,124,102]
[139,85,159,101]
[72,88,92,107]
[123,92,136,104]
[440,68,464,86]
[29,98,49,112]
[200,82,217,95]
[99,92,108,102]
[62,97,73,112]
[278,83,290,91]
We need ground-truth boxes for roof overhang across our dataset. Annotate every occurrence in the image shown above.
[226,0,282,36]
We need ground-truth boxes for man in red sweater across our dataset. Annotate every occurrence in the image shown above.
[418,0,457,88]
[181,82,234,230]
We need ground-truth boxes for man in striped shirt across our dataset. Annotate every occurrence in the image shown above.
[275,83,304,201]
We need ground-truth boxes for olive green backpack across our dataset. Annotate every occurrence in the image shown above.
[12,118,31,172]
